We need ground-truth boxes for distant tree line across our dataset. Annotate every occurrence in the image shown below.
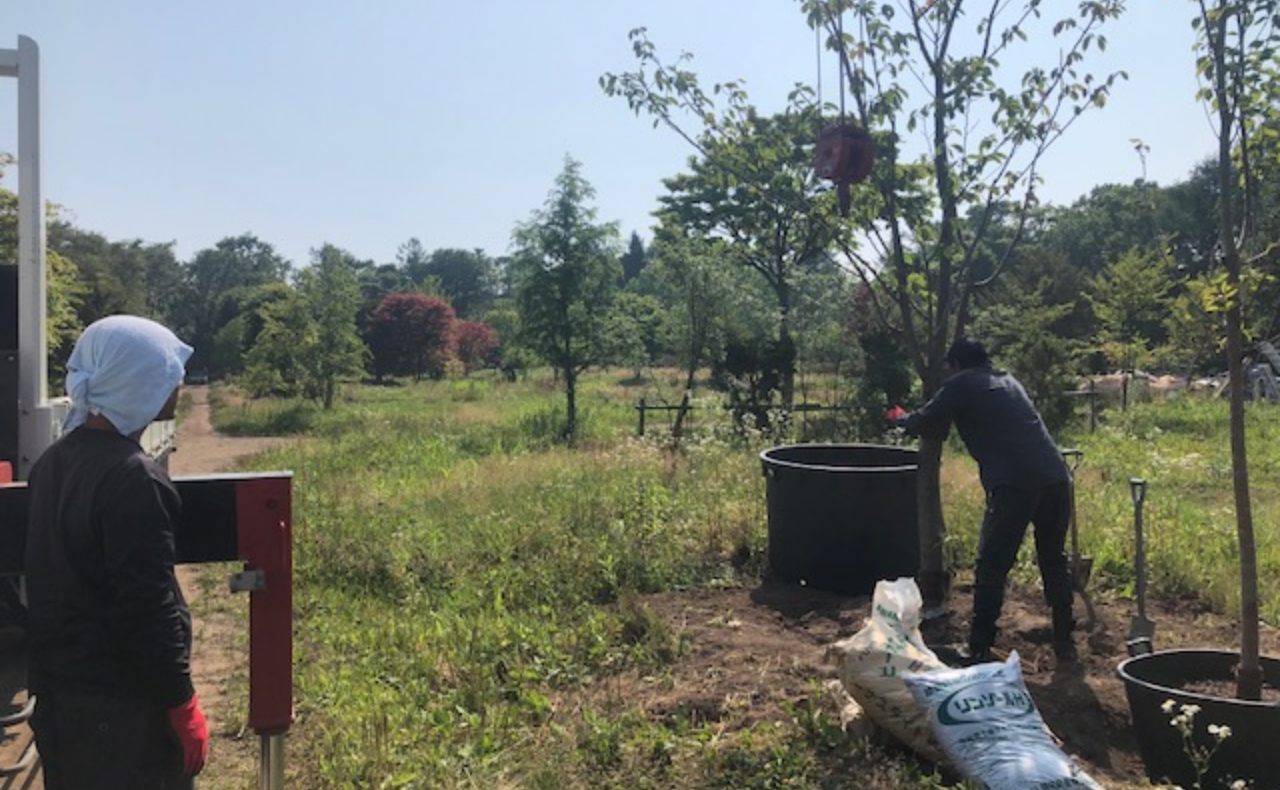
[1,113,1276,432]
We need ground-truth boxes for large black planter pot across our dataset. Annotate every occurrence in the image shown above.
[1117,649,1280,789]
[759,443,918,596]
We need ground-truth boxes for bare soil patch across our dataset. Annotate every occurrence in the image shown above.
[609,578,1280,787]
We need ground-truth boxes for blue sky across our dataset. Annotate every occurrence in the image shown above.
[2,2,1213,269]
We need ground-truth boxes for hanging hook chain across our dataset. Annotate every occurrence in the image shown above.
[835,10,846,123]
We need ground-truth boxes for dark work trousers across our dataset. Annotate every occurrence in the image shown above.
[31,688,192,790]
[969,481,1074,651]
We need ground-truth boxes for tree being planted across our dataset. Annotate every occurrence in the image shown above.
[1192,0,1280,701]
[604,0,1126,608]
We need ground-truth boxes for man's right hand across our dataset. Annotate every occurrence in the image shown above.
[884,405,908,423]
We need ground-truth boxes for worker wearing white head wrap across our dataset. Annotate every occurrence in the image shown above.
[63,315,193,438]
[26,313,209,787]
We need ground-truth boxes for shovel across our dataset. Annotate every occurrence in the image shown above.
[1126,477,1154,656]
[1061,449,1096,631]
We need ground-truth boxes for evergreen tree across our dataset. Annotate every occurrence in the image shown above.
[510,156,622,441]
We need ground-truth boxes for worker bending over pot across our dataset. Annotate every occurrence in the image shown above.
[891,337,1076,665]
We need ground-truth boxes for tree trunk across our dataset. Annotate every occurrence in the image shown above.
[915,435,950,613]
[1225,274,1262,700]
[671,390,692,440]
[1210,6,1261,701]
[564,367,578,444]
[323,376,335,410]
[778,281,795,411]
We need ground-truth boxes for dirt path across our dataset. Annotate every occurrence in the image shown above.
[170,386,295,790]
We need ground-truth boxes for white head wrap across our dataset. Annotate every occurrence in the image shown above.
[62,315,194,437]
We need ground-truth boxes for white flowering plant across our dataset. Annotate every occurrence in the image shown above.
[1162,699,1248,789]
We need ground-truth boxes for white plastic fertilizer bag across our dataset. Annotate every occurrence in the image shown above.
[828,577,947,763]
[901,652,1104,790]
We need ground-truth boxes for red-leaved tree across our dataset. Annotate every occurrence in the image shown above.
[365,292,456,381]
[454,321,498,374]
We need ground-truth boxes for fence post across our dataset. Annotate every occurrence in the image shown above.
[637,397,646,437]
[1089,379,1097,433]
[672,390,691,439]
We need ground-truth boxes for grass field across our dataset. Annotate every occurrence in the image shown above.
[209,370,1280,788]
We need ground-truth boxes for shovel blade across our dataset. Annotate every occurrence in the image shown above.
[1126,616,1155,656]
[1070,554,1094,589]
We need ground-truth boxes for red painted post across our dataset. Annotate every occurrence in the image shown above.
[235,475,294,735]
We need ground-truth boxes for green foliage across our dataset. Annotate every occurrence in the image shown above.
[241,287,315,398]
[603,51,843,406]
[794,0,1127,397]
[1090,246,1175,371]
[44,249,87,388]
[1065,398,1280,625]
[411,247,500,320]
[1,169,87,388]
[511,156,623,441]
[238,245,368,408]
[301,245,368,409]
[713,333,793,435]
[1041,181,1198,277]
[638,235,741,392]
[619,231,649,284]
[607,291,664,377]
[207,281,295,377]
[172,233,291,376]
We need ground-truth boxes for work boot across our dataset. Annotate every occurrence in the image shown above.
[1053,638,1079,664]
[955,644,994,667]
[954,624,998,666]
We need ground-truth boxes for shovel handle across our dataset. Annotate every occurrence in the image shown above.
[1129,477,1147,506]
[1130,477,1149,619]
[1061,448,1083,473]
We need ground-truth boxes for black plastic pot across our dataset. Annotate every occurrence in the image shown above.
[759,444,918,596]
[1117,649,1280,789]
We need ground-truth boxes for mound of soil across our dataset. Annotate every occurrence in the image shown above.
[628,577,1280,787]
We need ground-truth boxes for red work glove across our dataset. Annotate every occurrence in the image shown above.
[167,693,209,777]
[884,405,908,422]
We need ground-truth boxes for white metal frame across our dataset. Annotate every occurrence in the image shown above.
[0,35,55,480]
[2,36,174,478]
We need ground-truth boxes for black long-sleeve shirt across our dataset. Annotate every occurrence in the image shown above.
[899,365,1068,490]
[25,427,194,709]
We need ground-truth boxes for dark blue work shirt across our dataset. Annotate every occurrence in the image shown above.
[899,365,1068,491]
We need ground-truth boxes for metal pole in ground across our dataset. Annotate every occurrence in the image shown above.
[260,733,285,790]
